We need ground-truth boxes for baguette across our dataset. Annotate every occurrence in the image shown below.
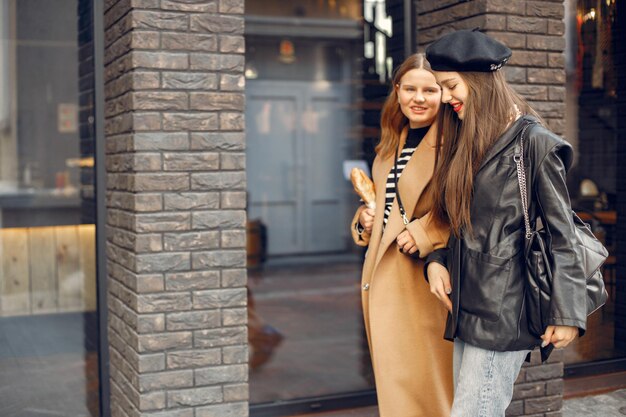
[350,167,376,209]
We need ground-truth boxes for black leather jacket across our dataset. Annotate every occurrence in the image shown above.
[427,115,587,352]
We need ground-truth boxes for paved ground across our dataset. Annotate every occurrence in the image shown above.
[294,389,626,417]
[563,389,626,417]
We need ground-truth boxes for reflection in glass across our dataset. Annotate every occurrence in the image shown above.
[246,0,361,20]
[245,32,374,404]
[248,263,373,402]
[0,0,99,415]
[562,0,625,368]
[563,209,624,365]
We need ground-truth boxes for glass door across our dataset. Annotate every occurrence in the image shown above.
[245,35,373,403]
[245,1,415,415]
[0,0,101,415]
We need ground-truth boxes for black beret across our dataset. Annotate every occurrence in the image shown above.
[425,29,512,72]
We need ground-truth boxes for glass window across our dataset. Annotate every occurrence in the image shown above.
[246,0,361,20]
[563,0,625,368]
[245,0,377,406]
[245,35,373,404]
[0,0,100,415]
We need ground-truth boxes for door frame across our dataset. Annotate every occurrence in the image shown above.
[250,390,378,417]
[93,0,110,415]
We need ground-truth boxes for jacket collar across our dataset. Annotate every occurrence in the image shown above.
[477,115,537,173]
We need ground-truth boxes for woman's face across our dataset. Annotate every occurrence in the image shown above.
[396,68,441,129]
[434,71,469,120]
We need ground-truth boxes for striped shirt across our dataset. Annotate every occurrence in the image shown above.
[383,126,429,228]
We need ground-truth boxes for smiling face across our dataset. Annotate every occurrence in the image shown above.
[434,71,469,120]
[396,68,441,129]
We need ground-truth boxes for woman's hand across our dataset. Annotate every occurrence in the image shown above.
[427,262,452,312]
[396,230,417,255]
[359,207,376,234]
[541,325,578,349]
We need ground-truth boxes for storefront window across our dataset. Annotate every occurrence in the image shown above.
[577,0,616,98]
[246,0,361,20]
[0,0,100,415]
[562,0,625,369]
[245,0,378,408]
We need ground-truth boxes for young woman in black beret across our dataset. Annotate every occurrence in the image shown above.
[351,53,453,417]
[424,30,587,417]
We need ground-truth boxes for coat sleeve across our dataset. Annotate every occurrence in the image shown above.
[534,140,587,333]
[404,211,449,259]
[350,205,370,247]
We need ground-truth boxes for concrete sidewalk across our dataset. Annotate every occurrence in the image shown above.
[562,389,626,417]
[294,389,626,417]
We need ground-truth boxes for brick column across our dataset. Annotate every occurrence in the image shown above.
[103,1,248,416]
[417,2,566,417]
[418,0,566,135]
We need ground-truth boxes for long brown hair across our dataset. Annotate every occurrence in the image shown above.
[376,53,436,159]
[430,70,542,236]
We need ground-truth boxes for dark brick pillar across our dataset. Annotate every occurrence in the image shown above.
[103,1,248,416]
[417,1,567,416]
[615,0,626,351]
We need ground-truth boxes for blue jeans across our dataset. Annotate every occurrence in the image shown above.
[451,339,530,417]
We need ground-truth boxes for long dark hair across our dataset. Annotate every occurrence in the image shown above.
[376,53,436,159]
[430,70,542,236]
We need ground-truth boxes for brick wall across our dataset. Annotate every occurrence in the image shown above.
[417,0,566,135]
[509,350,564,417]
[417,1,567,416]
[103,1,248,416]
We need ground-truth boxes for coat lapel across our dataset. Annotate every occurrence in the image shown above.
[371,124,438,271]
[365,142,396,262]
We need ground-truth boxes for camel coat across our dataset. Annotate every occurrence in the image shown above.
[351,125,453,417]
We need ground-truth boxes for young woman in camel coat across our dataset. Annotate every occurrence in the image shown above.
[351,54,453,417]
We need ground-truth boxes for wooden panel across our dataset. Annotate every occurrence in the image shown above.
[0,225,96,316]
[28,227,57,313]
[56,226,83,311]
[78,224,97,311]
[0,228,30,316]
